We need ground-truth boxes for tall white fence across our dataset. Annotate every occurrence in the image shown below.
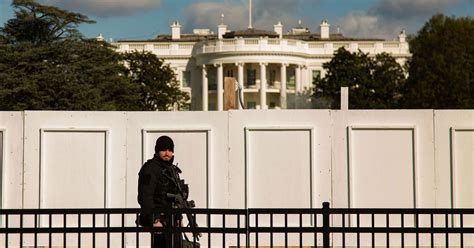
[0,110,472,246]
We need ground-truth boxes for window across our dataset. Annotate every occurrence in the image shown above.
[247,69,256,87]
[247,101,256,109]
[208,70,217,90]
[209,103,217,111]
[287,69,295,89]
[269,102,276,109]
[182,71,191,88]
[269,70,276,86]
[181,103,191,111]
[226,69,234,78]
[312,70,321,81]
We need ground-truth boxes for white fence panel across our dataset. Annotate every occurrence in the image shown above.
[434,110,474,246]
[330,110,436,247]
[124,112,229,247]
[0,112,23,210]
[227,110,332,247]
[22,111,127,247]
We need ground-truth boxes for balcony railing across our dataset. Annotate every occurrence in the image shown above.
[116,39,410,58]
[208,81,288,91]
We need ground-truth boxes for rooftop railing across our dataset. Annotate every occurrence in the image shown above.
[116,39,410,58]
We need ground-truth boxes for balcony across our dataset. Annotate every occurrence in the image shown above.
[208,80,294,93]
[116,38,410,58]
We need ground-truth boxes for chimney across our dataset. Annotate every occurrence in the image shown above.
[398,29,406,43]
[96,33,104,42]
[320,19,330,39]
[218,14,227,39]
[171,21,181,40]
[274,22,283,39]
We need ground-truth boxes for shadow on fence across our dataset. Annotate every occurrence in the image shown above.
[1,202,474,247]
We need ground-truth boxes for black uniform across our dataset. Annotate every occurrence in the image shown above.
[138,154,183,247]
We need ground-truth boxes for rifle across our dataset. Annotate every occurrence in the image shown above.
[167,164,201,239]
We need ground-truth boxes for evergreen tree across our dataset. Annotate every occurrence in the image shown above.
[0,40,141,110]
[0,0,140,110]
[0,0,94,44]
[0,0,186,111]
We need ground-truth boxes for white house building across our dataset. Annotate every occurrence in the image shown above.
[115,19,410,111]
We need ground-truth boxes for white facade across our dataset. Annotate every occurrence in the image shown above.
[115,20,410,111]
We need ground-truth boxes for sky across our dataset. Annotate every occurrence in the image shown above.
[0,0,472,41]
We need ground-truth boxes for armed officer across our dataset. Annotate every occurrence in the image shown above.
[137,135,185,247]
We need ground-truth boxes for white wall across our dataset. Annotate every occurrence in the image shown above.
[0,109,472,247]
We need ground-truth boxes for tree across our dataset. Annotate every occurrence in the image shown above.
[313,48,406,109]
[0,40,141,110]
[122,51,190,111]
[1,0,189,111]
[0,0,94,44]
[0,0,141,110]
[402,14,473,108]
[0,0,189,110]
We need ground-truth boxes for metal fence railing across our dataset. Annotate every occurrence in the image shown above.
[1,202,474,247]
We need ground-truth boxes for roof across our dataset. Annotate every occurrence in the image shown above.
[117,29,385,43]
[117,34,218,43]
[223,28,279,38]
[155,34,218,42]
[283,33,384,42]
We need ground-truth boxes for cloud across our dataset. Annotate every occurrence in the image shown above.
[42,0,161,17]
[372,0,460,18]
[336,0,465,39]
[183,0,315,32]
[182,0,465,39]
[335,12,382,39]
[252,0,305,18]
[252,0,313,30]
[183,3,247,32]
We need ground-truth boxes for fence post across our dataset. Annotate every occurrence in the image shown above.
[322,202,330,248]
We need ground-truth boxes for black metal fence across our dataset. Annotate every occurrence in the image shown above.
[1,202,474,247]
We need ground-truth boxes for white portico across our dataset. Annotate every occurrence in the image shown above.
[199,58,307,110]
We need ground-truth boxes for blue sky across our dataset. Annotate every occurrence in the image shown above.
[1,0,472,41]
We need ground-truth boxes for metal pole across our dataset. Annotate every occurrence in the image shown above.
[248,0,252,29]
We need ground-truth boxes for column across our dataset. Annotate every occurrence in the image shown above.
[217,63,224,111]
[280,63,287,109]
[202,65,208,111]
[295,65,302,93]
[177,69,183,88]
[259,62,267,109]
[302,65,308,90]
[237,63,245,110]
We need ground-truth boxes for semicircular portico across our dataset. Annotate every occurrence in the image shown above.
[199,52,310,111]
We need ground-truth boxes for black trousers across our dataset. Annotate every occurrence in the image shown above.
[153,232,182,248]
